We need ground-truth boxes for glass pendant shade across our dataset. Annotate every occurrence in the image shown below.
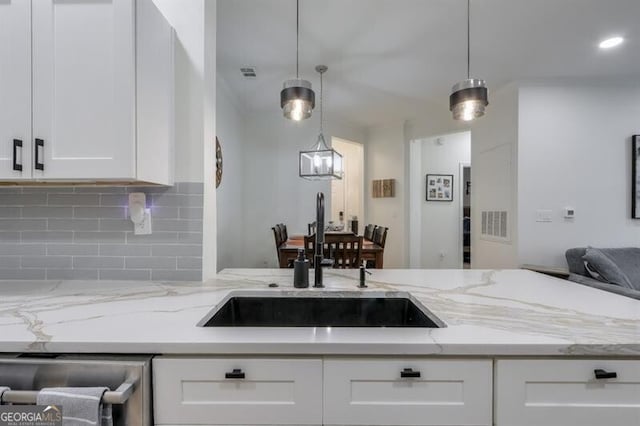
[450,78,488,121]
[299,133,343,180]
[281,78,315,121]
[449,0,489,121]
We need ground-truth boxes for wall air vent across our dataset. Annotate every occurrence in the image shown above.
[240,66,257,78]
[481,210,509,241]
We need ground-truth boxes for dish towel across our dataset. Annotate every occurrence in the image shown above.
[0,386,9,404]
[37,387,113,426]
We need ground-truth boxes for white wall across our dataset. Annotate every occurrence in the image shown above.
[242,111,366,268]
[216,77,245,270]
[153,0,215,279]
[471,83,519,269]
[518,81,640,268]
[152,0,206,183]
[365,122,407,268]
[410,132,470,268]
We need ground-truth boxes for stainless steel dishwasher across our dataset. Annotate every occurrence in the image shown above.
[0,354,152,426]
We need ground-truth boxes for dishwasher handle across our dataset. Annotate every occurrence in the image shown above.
[0,380,136,405]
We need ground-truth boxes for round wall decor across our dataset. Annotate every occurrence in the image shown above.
[215,137,223,188]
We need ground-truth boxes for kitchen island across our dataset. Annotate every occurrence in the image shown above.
[2,269,640,426]
[0,268,637,356]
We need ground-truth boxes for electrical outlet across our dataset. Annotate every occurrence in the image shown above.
[133,209,152,235]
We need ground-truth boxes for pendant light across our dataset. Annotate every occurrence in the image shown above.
[450,0,488,121]
[299,65,343,180]
[280,0,315,121]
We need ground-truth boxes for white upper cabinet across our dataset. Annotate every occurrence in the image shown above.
[0,0,31,180]
[0,0,174,184]
[32,0,136,180]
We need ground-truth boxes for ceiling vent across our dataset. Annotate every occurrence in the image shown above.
[240,66,257,78]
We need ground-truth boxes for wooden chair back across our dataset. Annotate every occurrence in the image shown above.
[363,224,376,241]
[303,234,316,265]
[308,221,317,236]
[326,234,363,269]
[272,226,283,263]
[304,233,362,269]
[278,223,288,241]
[372,226,388,248]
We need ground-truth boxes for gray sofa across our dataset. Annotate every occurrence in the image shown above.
[566,247,640,300]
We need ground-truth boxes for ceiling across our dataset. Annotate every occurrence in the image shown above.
[217,0,640,128]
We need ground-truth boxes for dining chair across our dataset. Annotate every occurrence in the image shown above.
[326,234,363,269]
[303,234,316,265]
[308,221,317,235]
[364,224,377,241]
[272,225,284,265]
[279,223,288,241]
[372,226,388,248]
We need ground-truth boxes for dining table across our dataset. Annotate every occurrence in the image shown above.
[279,233,384,269]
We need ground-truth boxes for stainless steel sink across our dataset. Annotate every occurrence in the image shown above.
[198,291,445,328]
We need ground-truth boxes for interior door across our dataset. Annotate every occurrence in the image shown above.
[0,0,31,179]
[32,0,136,179]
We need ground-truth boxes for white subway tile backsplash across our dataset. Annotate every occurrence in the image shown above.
[0,183,202,282]
[125,256,176,270]
[99,269,151,281]
[99,244,151,257]
[48,194,99,206]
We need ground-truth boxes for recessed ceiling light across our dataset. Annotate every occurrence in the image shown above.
[599,36,624,49]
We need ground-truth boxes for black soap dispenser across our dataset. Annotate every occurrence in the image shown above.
[293,249,309,288]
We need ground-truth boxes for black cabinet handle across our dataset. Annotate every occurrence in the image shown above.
[12,139,22,172]
[400,368,421,378]
[594,369,617,379]
[225,368,245,379]
[35,138,44,171]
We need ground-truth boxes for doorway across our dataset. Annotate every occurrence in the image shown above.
[331,137,364,232]
[461,164,471,269]
[408,131,471,269]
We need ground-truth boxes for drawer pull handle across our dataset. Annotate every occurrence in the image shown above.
[225,369,246,379]
[34,138,44,171]
[400,368,421,378]
[12,139,23,172]
[594,369,617,380]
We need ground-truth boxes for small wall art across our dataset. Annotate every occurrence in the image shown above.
[426,174,453,201]
[372,179,396,198]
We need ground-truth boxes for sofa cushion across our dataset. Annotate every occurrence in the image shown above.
[582,248,640,290]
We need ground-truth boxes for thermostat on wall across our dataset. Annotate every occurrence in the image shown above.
[564,207,575,219]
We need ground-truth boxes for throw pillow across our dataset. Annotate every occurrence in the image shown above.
[582,248,634,289]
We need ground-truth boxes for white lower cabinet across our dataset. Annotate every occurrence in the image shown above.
[323,358,493,426]
[495,359,640,426]
[153,357,323,425]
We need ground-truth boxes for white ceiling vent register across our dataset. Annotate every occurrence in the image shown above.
[481,210,509,241]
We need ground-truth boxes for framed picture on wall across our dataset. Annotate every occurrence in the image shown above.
[632,135,640,218]
[426,174,454,201]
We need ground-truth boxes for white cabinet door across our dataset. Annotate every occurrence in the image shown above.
[153,357,323,425]
[0,0,31,179]
[496,359,640,426]
[32,0,135,179]
[324,358,493,426]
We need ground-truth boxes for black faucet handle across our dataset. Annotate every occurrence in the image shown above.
[359,262,371,288]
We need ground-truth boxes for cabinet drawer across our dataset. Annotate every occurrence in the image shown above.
[496,359,640,426]
[153,357,322,425]
[323,358,492,425]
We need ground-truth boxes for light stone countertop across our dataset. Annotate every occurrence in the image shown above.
[0,268,639,356]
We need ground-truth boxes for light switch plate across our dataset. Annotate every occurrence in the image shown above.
[536,209,553,222]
